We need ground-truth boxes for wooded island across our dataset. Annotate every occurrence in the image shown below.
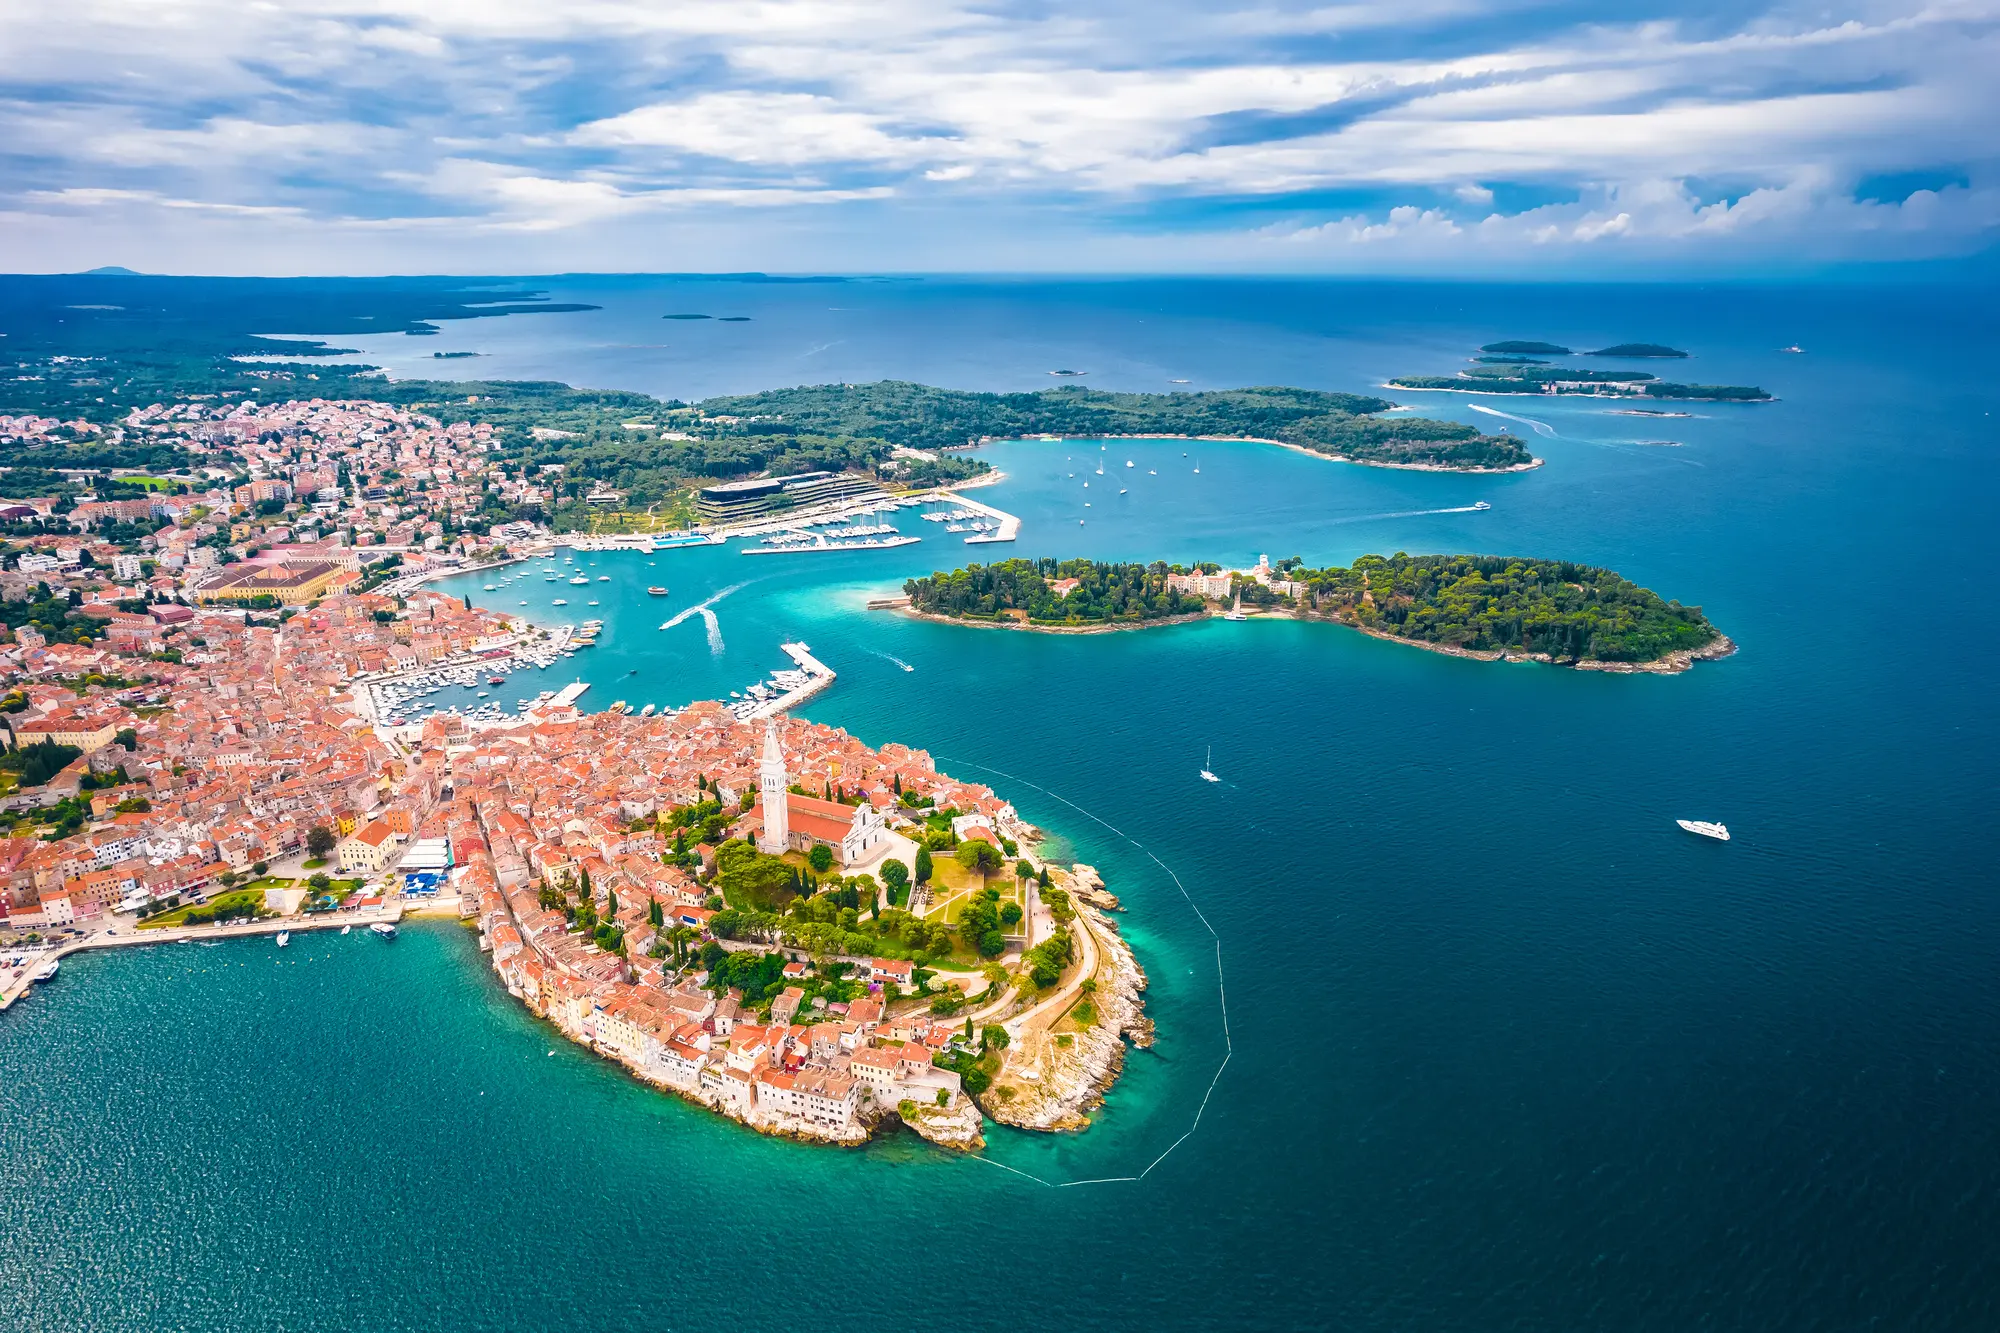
[901,553,1728,668]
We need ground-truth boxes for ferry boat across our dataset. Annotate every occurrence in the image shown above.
[647,586,669,596]
[276,931,290,947]
[370,922,397,939]
[1677,819,1730,841]
[31,959,59,983]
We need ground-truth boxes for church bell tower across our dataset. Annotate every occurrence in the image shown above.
[757,716,790,854]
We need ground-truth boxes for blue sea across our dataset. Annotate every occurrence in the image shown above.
[5,277,1998,1331]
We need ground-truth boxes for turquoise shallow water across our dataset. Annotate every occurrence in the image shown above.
[5,278,1999,1330]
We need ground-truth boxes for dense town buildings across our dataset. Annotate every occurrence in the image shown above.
[0,395,1030,1146]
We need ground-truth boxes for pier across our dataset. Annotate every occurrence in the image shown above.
[743,642,836,719]
[938,489,1020,544]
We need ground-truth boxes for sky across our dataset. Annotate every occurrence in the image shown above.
[2,0,1997,275]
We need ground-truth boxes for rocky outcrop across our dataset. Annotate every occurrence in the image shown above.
[982,898,1151,1132]
[895,1094,986,1151]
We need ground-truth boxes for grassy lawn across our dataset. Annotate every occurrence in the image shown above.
[137,888,267,930]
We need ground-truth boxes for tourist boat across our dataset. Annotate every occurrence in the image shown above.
[276,931,290,947]
[647,586,668,596]
[31,959,58,983]
[370,922,397,939]
[1677,819,1730,841]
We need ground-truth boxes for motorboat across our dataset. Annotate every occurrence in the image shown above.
[1677,819,1730,841]
[370,922,397,938]
[276,931,290,947]
[647,586,669,596]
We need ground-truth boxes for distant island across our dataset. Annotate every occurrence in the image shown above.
[665,313,713,320]
[698,382,1538,472]
[1481,340,1571,355]
[1404,339,1761,399]
[1589,343,1688,358]
[898,554,1731,671]
[432,351,480,359]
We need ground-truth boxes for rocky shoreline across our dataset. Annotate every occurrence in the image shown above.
[981,866,1155,1133]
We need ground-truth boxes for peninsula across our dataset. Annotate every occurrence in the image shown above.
[899,554,1731,671]
[697,382,1536,472]
[0,375,1146,1153]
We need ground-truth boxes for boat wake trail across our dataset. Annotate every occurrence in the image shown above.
[936,758,1231,1190]
[700,608,723,655]
[659,580,755,635]
[1470,402,1557,436]
[1327,504,1492,526]
[869,649,915,672]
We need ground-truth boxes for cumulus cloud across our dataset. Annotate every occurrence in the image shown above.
[0,0,1995,270]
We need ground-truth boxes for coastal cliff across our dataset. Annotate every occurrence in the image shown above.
[982,866,1153,1133]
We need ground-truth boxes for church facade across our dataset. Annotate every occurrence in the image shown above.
[753,717,892,867]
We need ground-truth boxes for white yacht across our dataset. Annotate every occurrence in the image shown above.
[1677,819,1730,841]
[276,931,290,947]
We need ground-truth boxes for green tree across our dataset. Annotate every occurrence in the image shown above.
[954,839,1002,876]
[114,727,138,750]
[807,843,834,873]
[913,844,933,884]
[981,1024,1011,1052]
[306,825,336,861]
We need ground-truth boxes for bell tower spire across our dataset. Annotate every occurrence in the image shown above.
[757,716,790,853]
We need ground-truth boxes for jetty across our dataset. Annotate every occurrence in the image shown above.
[937,490,1020,544]
[742,642,836,719]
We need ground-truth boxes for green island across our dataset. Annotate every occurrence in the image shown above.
[1391,343,1771,401]
[900,554,1730,670]
[1481,340,1571,354]
[1588,343,1688,357]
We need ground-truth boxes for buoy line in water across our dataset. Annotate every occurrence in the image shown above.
[937,758,1232,1188]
